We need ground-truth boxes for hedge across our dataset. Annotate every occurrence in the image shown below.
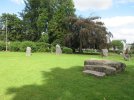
[0,41,6,51]
[62,47,73,54]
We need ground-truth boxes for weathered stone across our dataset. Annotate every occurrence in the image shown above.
[83,70,106,77]
[102,49,108,56]
[56,44,62,54]
[83,60,126,76]
[26,47,31,56]
[84,65,116,75]
[84,60,126,72]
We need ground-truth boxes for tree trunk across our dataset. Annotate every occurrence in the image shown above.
[79,41,83,53]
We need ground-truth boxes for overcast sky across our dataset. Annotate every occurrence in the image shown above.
[0,0,134,43]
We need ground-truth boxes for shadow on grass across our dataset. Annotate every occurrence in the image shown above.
[6,66,134,100]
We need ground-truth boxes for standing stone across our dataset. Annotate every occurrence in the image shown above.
[26,47,31,56]
[121,40,127,52]
[121,40,131,60]
[102,49,108,57]
[122,48,130,61]
[56,44,62,54]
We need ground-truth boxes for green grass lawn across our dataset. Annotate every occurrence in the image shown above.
[0,52,134,100]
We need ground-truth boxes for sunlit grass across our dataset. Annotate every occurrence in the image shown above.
[0,52,134,100]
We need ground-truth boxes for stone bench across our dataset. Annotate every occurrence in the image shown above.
[83,60,126,77]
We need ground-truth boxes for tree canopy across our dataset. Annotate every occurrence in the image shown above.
[0,0,112,53]
[0,13,23,41]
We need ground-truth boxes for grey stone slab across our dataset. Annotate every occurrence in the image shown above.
[83,70,106,77]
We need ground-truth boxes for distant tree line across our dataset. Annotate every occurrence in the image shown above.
[0,0,112,52]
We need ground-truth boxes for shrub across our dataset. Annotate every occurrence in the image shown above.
[82,49,100,55]
[50,45,56,53]
[109,50,122,54]
[36,42,51,52]
[9,42,21,51]
[83,49,96,53]
[36,42,46,52]
[0,41,5,51]
[111,40,123,50]
[62,47,73,54]
[20,41,37,52]
[38,33,49,43]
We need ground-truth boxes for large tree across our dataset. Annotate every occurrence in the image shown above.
[21,0,41,41]
[64,16,111,52]
[48,0,75,45]
[0,13,23,41]
[21,0,75,43]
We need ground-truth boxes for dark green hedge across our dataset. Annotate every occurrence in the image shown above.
[0,41,54,53]
[9,42,20,51]
[62,47,73,54]
[0,41,5,51]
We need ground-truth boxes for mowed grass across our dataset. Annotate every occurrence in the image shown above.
[0,52,134,100]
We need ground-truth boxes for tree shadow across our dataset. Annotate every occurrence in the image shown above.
[6,66,134,100]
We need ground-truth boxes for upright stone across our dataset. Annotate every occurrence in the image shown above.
[121,40,131,60]
[26,47,31,56]
[102,49,108,57]
[56,44,62,54]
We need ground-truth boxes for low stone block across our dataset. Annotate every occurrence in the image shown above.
[84,60,126,76]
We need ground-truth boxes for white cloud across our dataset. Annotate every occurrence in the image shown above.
[10,0,24,5]
[73,0,112,11]
[101,16,134,43]
[115,0,134,4]
[102,16,134,27]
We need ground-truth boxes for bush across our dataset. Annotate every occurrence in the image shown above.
[20,41,37,52]
[111,40,123,50]
[50,46,56,53]
[0,41,5,51]
[109,50,123,54]
[82,49,100,55]
[36,42,51,52]
[83,49,96,53]
[0,41,55,53]
[9,42,21,51]
[62,47,73,54]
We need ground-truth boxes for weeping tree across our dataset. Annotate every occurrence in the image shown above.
[64,16,112,52]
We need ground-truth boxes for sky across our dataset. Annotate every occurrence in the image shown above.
[0,0,134,43]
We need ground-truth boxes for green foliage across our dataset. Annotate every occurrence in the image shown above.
[36,42,51,52]
[19,41,37,52]
[9,42,21,51]
[109,50,122,54]
[2,41,54,53]
[22,0,75,42]
[21,0,41,41]
[62,47,73,54]
[0,41,5,51]
[38,33,49,43]
[50,45,56,53]
[0,0,110,53]
[48,0,75,44]
[0,13,23,41]
[111,40,123,50]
